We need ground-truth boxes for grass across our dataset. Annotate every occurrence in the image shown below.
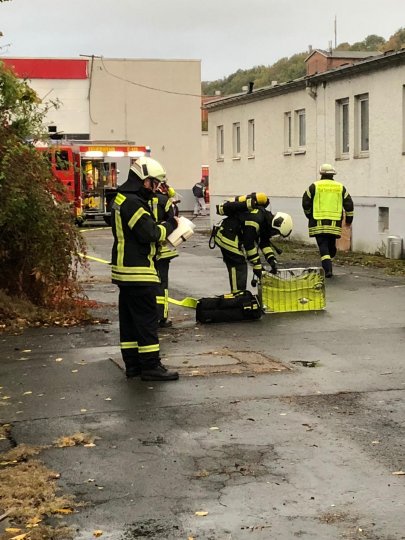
[277,238,405,276]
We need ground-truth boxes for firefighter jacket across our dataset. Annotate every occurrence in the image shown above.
[214,208,276,269]
[150,192,179,261]
[302,179,354,237]
[111,172,177,286]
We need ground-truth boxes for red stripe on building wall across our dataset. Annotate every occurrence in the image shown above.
[2,58,88,79]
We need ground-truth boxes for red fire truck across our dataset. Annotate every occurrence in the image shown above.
[37,141,150,224]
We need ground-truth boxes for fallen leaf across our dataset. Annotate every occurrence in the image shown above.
[22,391,32,395]
[71,370,78,373]
[195,511,208,516]
[26,516,42,528]
[53,508,74,514]
[209,427,219,431]
[22,349,31,353]
[104,397,112,401]
[10,534,28,540]
[392,470,405,475]
[84,443,96,448]
[55,358,63,362]
[5,529,21,534]
[93,531,103,537]
[80,409,87,412]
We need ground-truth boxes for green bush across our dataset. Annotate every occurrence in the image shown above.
[0,60,87,314]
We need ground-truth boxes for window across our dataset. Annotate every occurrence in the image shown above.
[378,207,389,233]
[232,122,241,157]
[295,109,306,148]
[248,119,255,156]
[284,112,292,153]
[216,125,224,159]
[355,93,369,156]
[336,98,349,157]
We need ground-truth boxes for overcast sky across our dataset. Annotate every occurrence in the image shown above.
[1,0,405,81]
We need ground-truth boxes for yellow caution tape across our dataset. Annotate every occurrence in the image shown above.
[78,253,111,265]
[168,296,198,309]
[78,252,198,309]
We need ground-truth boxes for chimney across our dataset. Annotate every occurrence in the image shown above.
[247,81,254,94]
[308,44,313,53]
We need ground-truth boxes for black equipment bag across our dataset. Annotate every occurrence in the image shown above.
[196,290,262,324]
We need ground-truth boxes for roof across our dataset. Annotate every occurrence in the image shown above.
[305,48,380,62]
[204,49,405,112]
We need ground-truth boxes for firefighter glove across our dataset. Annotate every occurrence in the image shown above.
[253,266,263,279]
[268,257,277,274]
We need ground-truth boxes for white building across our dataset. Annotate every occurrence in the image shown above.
[205,49,405,254]
[3,57,202,208]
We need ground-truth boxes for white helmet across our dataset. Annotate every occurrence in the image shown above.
[272,212,293,238]
[319,163,336,175]
[130,157,166,182]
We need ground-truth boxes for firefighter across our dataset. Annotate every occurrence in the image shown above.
[214,197,293,292]
[150,180,179,328]
[111,157,179,381]
[302,163,354,278]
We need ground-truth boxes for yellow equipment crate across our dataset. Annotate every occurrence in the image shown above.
[259,267,326,313]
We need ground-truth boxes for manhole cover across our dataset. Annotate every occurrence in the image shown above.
[110,347,289,377]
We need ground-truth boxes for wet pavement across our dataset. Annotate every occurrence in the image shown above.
[1,218,405,540]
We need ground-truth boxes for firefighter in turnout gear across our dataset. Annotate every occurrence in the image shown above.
[150,181,179,328]
[214,193,293,292]
[302,163,354,278]
[111,157,179,381]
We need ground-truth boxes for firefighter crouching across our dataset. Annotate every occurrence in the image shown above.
[213,193,293,292]
[150,181,179,328]
[302,163,354,278]
[111,157,179,381]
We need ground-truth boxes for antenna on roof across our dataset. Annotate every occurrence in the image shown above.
[334,15,337,48]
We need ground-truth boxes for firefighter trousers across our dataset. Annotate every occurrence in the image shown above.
[315,234,338,276]
[221,249,248,292]
[155,258,170,322]
[118,285,160,371]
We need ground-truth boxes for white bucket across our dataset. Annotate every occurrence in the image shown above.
[167,216,196,248]
[385,235,403,259]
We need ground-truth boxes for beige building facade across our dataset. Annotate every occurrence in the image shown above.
[206,50,405,254]
[3,57,202,207]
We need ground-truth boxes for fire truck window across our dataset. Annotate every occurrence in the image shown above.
[55,150,70,171]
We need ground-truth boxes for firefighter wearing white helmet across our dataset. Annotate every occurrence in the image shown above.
[213,195,293,293]
[302,163,354,278]
[110,156,180,381]
[150,179,180,329]
[271,212,293,238]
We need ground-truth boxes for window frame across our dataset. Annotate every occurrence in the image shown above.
[248,119,255,157]
[216,125,224,160]
[232,121,241,158]
[284,112,292,154]
[336,97,350,159]
[295,108,306,149]
[354,93,369,157]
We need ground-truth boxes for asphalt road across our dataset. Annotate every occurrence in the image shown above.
[1,222,405,540]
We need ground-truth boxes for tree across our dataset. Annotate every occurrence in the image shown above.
[0,60,88,324]
[382,27,405,51]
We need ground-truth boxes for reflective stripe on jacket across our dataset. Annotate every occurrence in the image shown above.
[111,192,170,285]
[302,179,354,237]
[150,193,179,261]
[214,208,275,265]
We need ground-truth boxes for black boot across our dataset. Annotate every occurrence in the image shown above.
[322,259,333,278]
[159,318,173,328]
[124,360,141,378]
[141,362,179,381]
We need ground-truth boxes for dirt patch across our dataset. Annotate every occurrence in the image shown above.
[0,429,100,539]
